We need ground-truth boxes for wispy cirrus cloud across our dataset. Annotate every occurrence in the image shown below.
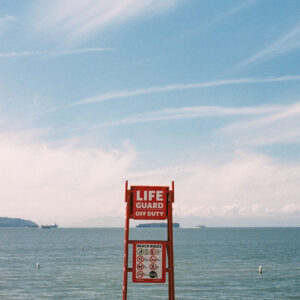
[227,101,300,130]
[242,22,300,66]
[93,100,300,148]
[94,104,283,128]
[0,47,111,58]
[51,75,300,111]
[203,0,256,32]
[182,0,256,38]
[0,15,16,33]
[0,15,16,24]
[223,101,300,146]
[35,0,179,41]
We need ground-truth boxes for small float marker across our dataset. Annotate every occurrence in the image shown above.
[258,265,262,274]
[36,263,40,270]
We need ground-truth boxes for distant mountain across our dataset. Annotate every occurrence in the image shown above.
[0,217,38,228]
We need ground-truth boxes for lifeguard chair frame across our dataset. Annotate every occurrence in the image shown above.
[122,181,175,300]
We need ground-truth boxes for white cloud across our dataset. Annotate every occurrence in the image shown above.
[282,203,300,214]
[89,100,300,149]
[94,104,283,128]
[51,75,300,111]
[0,15,16,34]
[0,132,299,226]
[0,47,111,58]
[35,0,179,41]
[182,0,256,38]
[223,101,300,146]
[203,0,256,32]
[0,15,16,24]
[0,132,135,226]
[242,22,300,66]
[130,151,300,219]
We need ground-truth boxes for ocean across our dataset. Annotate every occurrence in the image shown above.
[0,227,299,299]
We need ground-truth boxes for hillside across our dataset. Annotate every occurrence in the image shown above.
[0,217,38,228]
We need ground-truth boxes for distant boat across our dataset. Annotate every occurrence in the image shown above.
[196,224,205,229]
[41,223,58,229]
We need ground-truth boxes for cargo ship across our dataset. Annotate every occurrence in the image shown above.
[196,224,205,229]
[41,223,58,229]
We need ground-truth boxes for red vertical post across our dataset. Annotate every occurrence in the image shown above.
[167,181,175,300]
[122,181,129,300]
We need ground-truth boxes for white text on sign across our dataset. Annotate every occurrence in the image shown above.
[132,186,168,220]
[135,211,165,217]
[136,190,164,201]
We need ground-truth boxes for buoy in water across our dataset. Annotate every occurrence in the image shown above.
[36,263,40,270]
[258,265,262,274]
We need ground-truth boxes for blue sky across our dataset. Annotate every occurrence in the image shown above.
[0,0,300,226]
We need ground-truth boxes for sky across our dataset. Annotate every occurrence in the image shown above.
[0,0,300,227]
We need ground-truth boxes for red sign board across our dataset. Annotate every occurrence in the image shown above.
[132,241,166,283]
[132,186,168,220]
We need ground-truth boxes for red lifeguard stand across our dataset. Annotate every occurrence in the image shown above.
[122,181,175,300]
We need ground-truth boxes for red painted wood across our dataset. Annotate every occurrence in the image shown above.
[122,181,129,300]
[167,181,175,300]
[122,181,175,300]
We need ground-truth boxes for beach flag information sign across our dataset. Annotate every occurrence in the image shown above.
[122,181,175,300]
[132,186,168,219]
[133,241,166,283]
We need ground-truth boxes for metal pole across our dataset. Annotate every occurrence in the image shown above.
[167,181,175,300]
[122,181,129,300]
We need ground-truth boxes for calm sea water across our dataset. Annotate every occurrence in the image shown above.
[0,227,299,299]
